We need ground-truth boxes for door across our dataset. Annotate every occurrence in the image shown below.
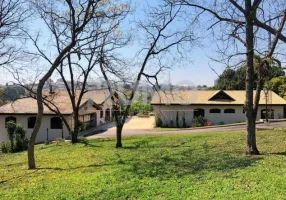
[90,112,97,127]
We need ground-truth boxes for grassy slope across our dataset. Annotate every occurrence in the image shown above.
[0,130,286,200]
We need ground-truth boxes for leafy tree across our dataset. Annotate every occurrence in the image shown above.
[215,64,284,90]
[174,0,286,155]
[130,101,153,115]
[6,121,17,152]
[266,76,286,97]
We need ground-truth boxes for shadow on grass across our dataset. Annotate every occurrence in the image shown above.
[36,163,115,171]
[269,151,286,156]
[125,148,263,179]
[0,170,38,185]
[123,140,150,149]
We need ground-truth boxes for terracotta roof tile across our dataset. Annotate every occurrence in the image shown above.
[0,90,112,115]
[151,90,286,105]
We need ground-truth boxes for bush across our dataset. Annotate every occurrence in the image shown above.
[7,121,17,152]
[162,123,169,128]
[78,121,87,132]
[192,116,208,127]
[14,125,28,152]
[176,112,180,128]
[170,120,174,128]
[155,116,162,127]
[1,142,11,153]
[3,121,28,153]
[130,101,153,115]
[182,112,187,128]
[219,121,225,125]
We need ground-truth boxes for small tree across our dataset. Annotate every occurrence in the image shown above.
[14,124,28,152]
[176,111,180,128]
[6,121,17,152]
[155,116,163,128]
[182,112,187,128]
[5,121,28,153]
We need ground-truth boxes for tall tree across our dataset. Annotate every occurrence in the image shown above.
[55,4,129,144]
[100,2,195,148]
[171,0,286,155]
[215,63,284,90]
[24,0,120,169]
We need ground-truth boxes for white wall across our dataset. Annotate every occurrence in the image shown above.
[78,99,113,127]
[0,115,70,143]
[154,105,284,126]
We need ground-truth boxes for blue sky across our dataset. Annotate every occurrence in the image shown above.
[0,0,230,87]
[127,0,225,86]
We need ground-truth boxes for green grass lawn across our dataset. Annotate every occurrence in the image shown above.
[0,130,286,200]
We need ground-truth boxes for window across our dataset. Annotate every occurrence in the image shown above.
[28,117,36,129]
[261,109,274,119]
[210,108,221,113]
[50,117,62,129]
[100,110,103,118]
[224,108,235,113]
[5,116,16,128]
[105,108,111,121]
[194,108,205,117]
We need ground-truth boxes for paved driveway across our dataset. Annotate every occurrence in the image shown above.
[86,121,286,139]
[109,116,154,130]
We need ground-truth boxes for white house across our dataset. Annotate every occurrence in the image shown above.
[0,90,120,143]
[151,90,286,126]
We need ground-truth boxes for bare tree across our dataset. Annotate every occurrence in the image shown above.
[57,23,128,143]
[99,2,195,148]
[24,0,129,169]
[52,3,129,144]
[0,0,29,66]
[169,0,286,154]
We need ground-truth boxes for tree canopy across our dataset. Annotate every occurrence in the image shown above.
[214,65,285,90]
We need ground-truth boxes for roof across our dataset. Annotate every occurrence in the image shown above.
[0,90,113,115]
[151,90,286,105]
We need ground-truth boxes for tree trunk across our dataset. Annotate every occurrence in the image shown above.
[71,113,79,143]
[245,0,259,155]
[116,124,123,148]
[28,80,45,169]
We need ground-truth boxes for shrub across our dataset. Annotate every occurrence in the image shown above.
[182,112,187,128]
[176,112,180,128]
[155,116,162,127]
[4,121,28,153]
[14,124,28,152]
[192,116,208,127]
[1,142,11,153]
[162,123,169,128]
[78,121,87,132]
[170,120,174,128]
[7,121,17,152]
[219,121,225,125]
